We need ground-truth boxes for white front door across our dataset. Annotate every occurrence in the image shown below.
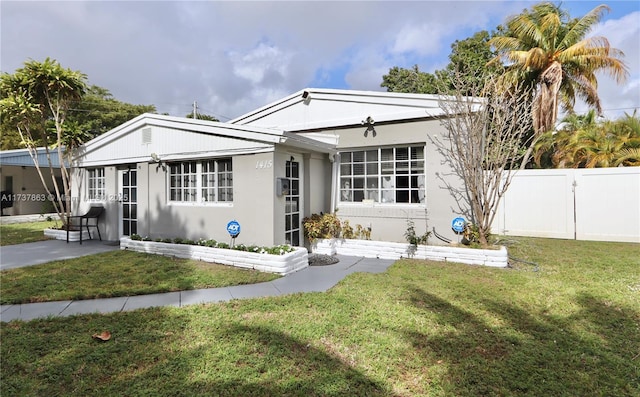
[118,168,138,237]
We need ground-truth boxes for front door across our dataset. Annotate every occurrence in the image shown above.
[285,160,301,246]
[118,168,137,237]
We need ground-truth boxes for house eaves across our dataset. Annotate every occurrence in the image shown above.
[0,147,65,167]
[229,88,471,132]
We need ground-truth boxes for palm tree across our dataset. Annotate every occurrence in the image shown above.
[489,2,628,165]
[533,110,640,168]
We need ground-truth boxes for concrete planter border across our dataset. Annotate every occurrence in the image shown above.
[312,238,508,267]
[120,238,309,275]
[44,228,91,242]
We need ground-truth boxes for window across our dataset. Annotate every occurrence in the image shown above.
[340,146,425,204]
[87,168,105,200]
[202,159,233,202]
[170,159,232,203]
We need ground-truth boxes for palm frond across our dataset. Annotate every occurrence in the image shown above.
[559,4,610,51]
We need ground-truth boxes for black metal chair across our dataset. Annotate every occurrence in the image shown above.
[66,205,104,244]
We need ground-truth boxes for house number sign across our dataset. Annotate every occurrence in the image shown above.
[256,160,273,169]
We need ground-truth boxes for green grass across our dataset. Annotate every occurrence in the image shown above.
[2,237,639,396]
[0,219,58,246]
[0,250,280,304]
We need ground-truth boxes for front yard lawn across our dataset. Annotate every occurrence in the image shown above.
[1,237,639,396]
[0,250,280,304]
[0,219,57,246]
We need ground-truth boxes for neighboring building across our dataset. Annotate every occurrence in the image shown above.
[71,89,467,246]
[0,148,62,216]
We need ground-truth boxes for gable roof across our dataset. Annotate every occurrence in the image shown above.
[230,88,452,132]
[76,113,335,167]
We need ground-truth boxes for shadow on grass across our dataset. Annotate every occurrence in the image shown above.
[404,288,639,396]
[1,310,393,396]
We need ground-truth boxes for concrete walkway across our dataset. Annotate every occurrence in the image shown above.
[0,240,394,322]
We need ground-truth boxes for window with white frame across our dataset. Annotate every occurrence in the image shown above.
[201,159,233,202]
[87,168,105,200]
[170,159,232,203]
[340,146,425,204]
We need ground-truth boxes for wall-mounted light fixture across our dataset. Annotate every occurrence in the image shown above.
[149,153,166,172]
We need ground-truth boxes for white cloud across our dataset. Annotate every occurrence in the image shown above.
[1,1,636,120]
[575,11,640,119]
[392,23,444,56]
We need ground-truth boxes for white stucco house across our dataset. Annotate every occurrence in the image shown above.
[71,88,466,247]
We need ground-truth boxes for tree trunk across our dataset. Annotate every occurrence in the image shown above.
[533,61,562,135]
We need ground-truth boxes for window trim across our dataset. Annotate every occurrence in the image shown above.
[168,159,233,206]
[339,145,426,205]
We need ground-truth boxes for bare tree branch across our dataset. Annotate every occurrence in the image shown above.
[433,71,534,246]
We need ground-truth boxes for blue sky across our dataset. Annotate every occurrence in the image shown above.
[1,1,638,120]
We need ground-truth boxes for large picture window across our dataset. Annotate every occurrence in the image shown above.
[340,146,425,204]
[87,168,105,200]
[170,159,232,203]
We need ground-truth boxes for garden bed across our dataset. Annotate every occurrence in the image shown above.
[311,238,508,267]
[120,237,309,275]
[44,228,91,242]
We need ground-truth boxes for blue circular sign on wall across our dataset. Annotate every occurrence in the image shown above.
[227,220,241,238]
[451,217,466,234]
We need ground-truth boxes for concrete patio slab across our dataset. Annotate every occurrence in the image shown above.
[1,239,119,270]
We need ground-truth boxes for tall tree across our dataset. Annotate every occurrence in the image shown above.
[0,58,87,224]
[1,85,157,150]
[489,2,628,137]
[381,65,439,94]
[68,85,156,139]
[381,31,502,95]
[534,110,640,168]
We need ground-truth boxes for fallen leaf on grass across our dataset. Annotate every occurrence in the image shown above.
[92,331,111,341]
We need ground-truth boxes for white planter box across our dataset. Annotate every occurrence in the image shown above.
[44,228,92,242]
[312,238,508,267]
[120,238,309,275]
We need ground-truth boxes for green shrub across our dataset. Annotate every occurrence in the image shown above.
[302,212,341,242]
[130,234,142,241]
[404,219,431,245]
[303,212,370,241]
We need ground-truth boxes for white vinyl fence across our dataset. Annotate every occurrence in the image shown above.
[493,167,640,243]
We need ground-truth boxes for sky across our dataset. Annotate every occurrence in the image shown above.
[1,1,639,122]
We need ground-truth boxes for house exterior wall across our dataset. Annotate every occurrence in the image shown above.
[0,165,61,216]
[74,147,332,247]
[300,118,466,244]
